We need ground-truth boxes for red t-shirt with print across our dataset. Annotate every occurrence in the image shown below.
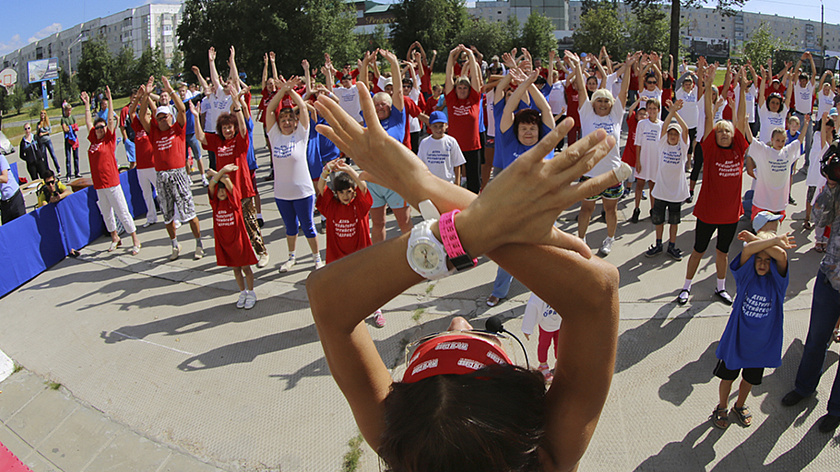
[203,133,255,199]
[209,184,257,267]
[693,129,748,224]
[316,186,373,264]
[445,88,481,151]
[149,118,186,172]
[87,128,119,189]
[131,119,155,169]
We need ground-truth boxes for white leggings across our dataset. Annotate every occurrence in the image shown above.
[96,186,136,234]
[137,167,157,224]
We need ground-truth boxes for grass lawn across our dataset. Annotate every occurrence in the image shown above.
[3,95,132,142]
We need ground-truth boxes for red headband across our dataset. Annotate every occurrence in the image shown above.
[402,334,512,383]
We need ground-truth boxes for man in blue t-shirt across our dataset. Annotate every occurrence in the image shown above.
[0,153,25,224]
[711,226,793,429]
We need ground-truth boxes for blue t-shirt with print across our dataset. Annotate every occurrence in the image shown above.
[715,253,789,369]
[0,153,20,200]
[363,104,406,144]
[498,122,553,169]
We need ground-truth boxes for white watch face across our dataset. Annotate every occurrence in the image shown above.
[411,242,441,270]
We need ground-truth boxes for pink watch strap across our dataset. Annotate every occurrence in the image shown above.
[439,210,477,269]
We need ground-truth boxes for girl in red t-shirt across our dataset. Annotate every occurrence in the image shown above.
[208,164,258,309]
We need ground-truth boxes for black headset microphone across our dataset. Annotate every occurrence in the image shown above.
[485,315,530,369]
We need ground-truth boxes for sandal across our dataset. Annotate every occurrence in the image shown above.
[732,405,752,427]
[711,406,729,429]
[815,242,826,253]
[833,329,840,343]
[803,221,813,230]
[108,240,122,252]
[130,245,141,256]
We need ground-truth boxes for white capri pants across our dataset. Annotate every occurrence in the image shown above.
[96,185,137,234]
[137,167,157,224]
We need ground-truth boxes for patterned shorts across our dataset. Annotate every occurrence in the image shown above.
[156,168,196,224]
[580,175,624,201]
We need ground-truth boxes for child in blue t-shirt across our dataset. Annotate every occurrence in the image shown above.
[711,228,795,429]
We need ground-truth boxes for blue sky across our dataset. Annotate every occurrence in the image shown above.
[1,0,838,57]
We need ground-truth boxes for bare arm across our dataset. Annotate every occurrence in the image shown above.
[310,82,623,469]
[162,76,186,128]
[738,231,794,275]
[105,86,116,132]
[191,65,210,94]
[444,45,459,95]
[208,47,221,90]
[500,69,534,133]
[189,101,206,145]
[80,91,93,131]
[381,49,403,111]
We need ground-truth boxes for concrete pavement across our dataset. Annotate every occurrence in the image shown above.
[1,125,840,471]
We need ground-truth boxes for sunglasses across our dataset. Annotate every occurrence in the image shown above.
[95,125,107,130]
[646,81,657,85]
[45,180,56,185]
[24,126,31,130]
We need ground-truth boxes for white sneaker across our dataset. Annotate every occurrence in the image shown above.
[279,258,296,273]
[257,253,270,268]
[194,245,205,260]
[202,177,209,187]
[142,220,156,228]
[314,259,325,270]
[236,291,247,308]
[599,236,614,256]
[244,290,257,309]
[169,243,181,261]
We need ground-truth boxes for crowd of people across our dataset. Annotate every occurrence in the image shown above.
[2,40,840,469]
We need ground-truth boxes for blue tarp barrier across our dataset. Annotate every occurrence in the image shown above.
[0,169,146,298]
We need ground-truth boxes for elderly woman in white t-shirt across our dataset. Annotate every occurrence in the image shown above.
[568,50,634,256]
[265,80,323,273]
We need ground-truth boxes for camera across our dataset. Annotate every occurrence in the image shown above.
[822,139,840,183]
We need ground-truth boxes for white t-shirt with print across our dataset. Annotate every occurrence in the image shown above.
[758,103,788,145]
[333,85,363,123]
[675,86,698,129]
[203,88,233,133]
[634,119,663,181]
[579,99,624,178]
[417,134,466,183]
[651,135,690,203]
[793,83,815,114]
[749,139,799,212]
[268,123,315,200]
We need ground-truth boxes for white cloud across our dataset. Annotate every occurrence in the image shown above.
[0,34,23,56]
[28,23,62,43]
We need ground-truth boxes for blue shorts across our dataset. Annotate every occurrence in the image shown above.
[275,195,316,238]
[124,139,136,163]
[367,182,407,209]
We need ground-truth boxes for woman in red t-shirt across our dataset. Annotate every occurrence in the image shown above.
[208,164,258,309]
[678,66,749,306]
[81,87,142,255]
[445,44,483,193]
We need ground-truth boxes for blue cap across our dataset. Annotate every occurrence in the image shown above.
[239,72,247,80]
[752,211,783,232]
[830,107,838,117]
[429,111,448,124]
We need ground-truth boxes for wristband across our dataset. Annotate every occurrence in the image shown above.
[438,210,477,271]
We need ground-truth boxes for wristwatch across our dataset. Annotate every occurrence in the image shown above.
[406,199,451,280]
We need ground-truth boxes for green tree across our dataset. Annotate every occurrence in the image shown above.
[391,0,469,69]
[134,47,167,87]
[453,18,508,60]
[76,36,113,93]
[10,85,26,114]
[627,0,747,71]
[502,15,521,54]
[741,22,793,68]
[359,24,392,55]
[178,0,358,86]
[520,12,556,61]
[572,4,627,57]
[53,70,80,108]
[628,5,669,55]
[170,49,184,76]
[113,47,138,96]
